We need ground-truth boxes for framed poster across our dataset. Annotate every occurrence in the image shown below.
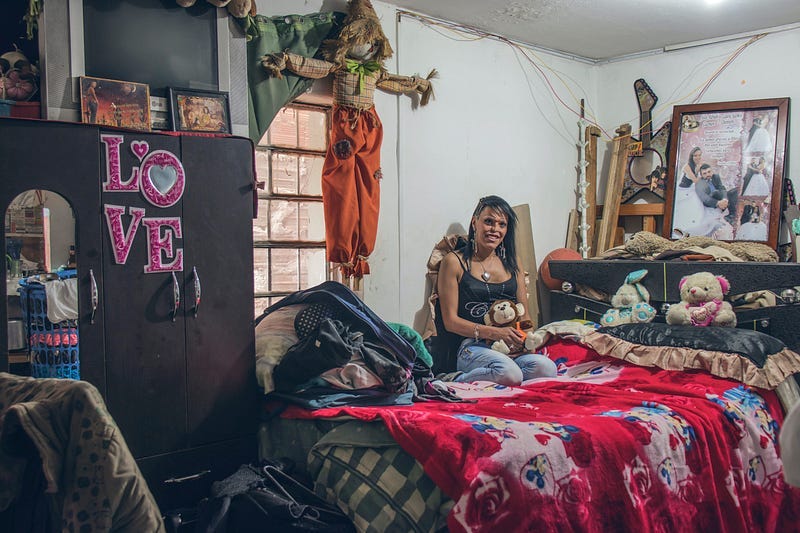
[663,98,789,249]
[79,76,151,131]
[168,87,231,134]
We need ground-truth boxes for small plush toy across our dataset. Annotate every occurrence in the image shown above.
[600,269,657,327]
[175,0,257,18]
[666,272,737,327]
[483,299,535,355]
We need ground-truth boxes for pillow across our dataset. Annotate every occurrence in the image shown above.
[255,304,308,394]
[578,322,800,390]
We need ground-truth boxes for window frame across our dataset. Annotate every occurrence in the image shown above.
[253,102,332,309]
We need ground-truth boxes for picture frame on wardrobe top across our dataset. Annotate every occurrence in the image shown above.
[79,75,152,131]
[663,97,789,251]
[168,87,232,134]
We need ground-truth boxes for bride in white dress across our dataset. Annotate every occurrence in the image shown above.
[671,147,706,237]
[742,156,770,197]
[744,115,773,154]
[736,204,768,241]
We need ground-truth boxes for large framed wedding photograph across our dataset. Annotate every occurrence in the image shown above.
[663,98,789,250]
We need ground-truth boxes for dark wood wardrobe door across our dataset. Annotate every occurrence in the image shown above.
[180,135,258,447]
[99,131,188,458]
[0,119,104,387]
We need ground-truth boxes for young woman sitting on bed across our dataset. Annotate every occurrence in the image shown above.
[437,195,557,385]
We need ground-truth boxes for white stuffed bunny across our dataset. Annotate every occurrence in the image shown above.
[600,269,657,327]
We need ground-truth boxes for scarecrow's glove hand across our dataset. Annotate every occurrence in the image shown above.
[417,68,438,106]
[261,52,288,79]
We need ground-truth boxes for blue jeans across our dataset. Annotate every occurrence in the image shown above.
[455,339,557,386]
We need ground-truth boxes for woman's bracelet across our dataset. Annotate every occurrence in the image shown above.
[474,323,481,341]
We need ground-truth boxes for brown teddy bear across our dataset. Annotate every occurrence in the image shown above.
[175,0,256,19]
[666,272,737,327]
[483,299,535,354]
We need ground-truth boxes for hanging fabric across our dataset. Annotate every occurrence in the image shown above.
[246,12,344,142]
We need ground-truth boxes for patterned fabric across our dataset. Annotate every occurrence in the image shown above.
[295,303,341,340]
[283,52,432,111]
[308,421,451,533]
[0,373,164,532]
[582,323,800,390]
[281,338,800,532]
[284,53,337,79]
[258,416,451,533]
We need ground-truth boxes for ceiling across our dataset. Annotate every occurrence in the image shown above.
[381,0,800,61]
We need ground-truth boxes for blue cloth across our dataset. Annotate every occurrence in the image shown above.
[454,339,557,386]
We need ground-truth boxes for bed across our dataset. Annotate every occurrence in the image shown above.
[258,314,800,533]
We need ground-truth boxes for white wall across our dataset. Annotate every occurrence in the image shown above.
[391,15,597,328]
[596,29,800,204]
[258,2,800,328]
[260,1,597,325]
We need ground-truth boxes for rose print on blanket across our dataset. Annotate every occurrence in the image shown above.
[281,338,800,532]
[623,456,652,507]
[450,463,520,533]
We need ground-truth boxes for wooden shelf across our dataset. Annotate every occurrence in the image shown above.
[8,353,29,365]
[5,232,44,237]
[618,203,665,216]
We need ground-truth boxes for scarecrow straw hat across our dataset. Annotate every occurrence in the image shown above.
[323,0,394,65]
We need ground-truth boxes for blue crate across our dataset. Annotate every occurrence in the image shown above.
[19,270,80,380]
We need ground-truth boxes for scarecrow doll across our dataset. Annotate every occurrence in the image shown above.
[262,0,436,280]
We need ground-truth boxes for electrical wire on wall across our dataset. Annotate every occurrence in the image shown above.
[397,9,772,145]
[396,10,600,145]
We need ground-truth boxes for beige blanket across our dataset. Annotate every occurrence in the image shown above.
[600,231,779,262]
[0,373,164,532]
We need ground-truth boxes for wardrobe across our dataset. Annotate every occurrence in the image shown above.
[0,118,259,509]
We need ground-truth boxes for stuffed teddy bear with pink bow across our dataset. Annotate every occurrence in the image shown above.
[666,272,737,327]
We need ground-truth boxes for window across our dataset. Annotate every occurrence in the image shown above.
[253,103,331,316]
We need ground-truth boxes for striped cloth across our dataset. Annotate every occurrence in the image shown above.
[281,52,430,110]
[308,420,451,533]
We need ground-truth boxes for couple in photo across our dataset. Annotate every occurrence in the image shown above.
[671,147,738,239]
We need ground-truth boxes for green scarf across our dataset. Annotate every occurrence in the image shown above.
[344,59,381,94]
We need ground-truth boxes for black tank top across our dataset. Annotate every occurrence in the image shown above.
[455,254,518,325]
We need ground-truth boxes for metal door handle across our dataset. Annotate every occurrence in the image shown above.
[192,267,201,318]
[171,272,181,322]
[89,269,98,324]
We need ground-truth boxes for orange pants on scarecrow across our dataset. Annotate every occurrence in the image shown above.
[323,104,383,279]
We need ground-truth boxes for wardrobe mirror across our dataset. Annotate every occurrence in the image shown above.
[6,190,76,356]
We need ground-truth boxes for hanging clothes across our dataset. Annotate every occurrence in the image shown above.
[323,105,382,278]
[259,281,417,408]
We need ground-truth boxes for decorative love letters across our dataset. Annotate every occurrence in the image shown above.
[101,134,186,273]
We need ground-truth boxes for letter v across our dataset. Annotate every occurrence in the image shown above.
[104,204,146,264]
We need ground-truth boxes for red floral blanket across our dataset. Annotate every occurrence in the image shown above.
[280,339,800,532]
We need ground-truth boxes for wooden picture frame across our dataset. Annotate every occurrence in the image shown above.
[168,87,231,134]
[663,98,789,250]
[79,76,151,131]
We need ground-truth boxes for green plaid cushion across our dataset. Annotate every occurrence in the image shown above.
[308,421,452,533]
